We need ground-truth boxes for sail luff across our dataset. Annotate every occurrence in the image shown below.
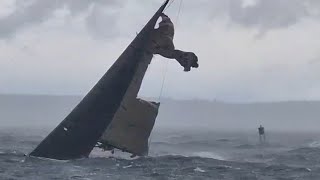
[30,0,169,160]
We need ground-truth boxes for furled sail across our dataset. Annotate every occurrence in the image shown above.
[30,0,170,160]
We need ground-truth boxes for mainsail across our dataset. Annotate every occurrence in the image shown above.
[98,48,160,156]
[30,0,170,160]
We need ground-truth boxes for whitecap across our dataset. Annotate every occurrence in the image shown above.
[192,151,224,160]
[90,148,139,160]
[29,155,70,162]
[194,167,206,173]
[308,141,320,148]
[123,165,133,169]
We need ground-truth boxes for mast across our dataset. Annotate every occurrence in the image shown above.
[30,0,170,160]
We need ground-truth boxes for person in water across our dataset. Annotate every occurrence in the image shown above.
[258,125,266,143]
[151,13,199,72]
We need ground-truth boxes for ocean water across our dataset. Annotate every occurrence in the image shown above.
[1,127,320,180]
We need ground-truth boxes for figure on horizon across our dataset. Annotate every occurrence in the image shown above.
[258,125,266,143]
[151,13,199,72]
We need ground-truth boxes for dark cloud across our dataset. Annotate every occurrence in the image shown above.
[1,0,320,39]
[85,4,123,40]
[0,0,122,39]
[180,0,320,31]
[204,0,320,31]
[229,0,310,29]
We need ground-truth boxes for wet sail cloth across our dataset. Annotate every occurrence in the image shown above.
[30,0,198,160]
[98,44,159,156]
[98,12,199,156]
[100,99,159,156]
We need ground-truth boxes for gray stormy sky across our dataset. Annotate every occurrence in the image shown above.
[1,0,320,102]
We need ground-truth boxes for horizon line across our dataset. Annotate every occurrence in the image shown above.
[1,93,320,104]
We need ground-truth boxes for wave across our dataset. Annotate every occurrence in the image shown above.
[151,140,218,147]
[28,155,72,162]
[149,150,225,161]
[266,147,320,167]
[234,142,283,149]
[234,144,256,149]
[194,167,206,173]
[148,154,224,163]
[308,141,320,148]
[216,138,231,142]
[0,150,25,156]
[191,152,225,160]
[287,147,320,154]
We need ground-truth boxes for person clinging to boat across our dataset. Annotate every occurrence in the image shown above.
[151,13,199,72]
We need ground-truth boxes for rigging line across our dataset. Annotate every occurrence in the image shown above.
[158,57,169,101]
[151,0,183,148]
[164,0,175,11]
[158,0,183,102]
[176,0,183,26]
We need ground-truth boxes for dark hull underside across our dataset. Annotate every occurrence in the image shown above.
[30,0,169,160]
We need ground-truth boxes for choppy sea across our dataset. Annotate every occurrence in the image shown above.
[1,127,320,180]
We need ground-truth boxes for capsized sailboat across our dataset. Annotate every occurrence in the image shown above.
[30,0,198,160]
[97,37,161,156]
